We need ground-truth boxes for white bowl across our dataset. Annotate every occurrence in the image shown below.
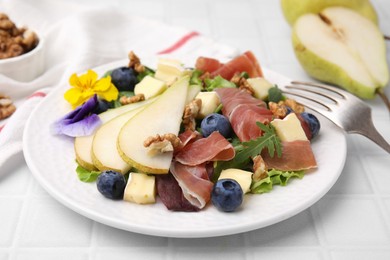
[0,37,45,82]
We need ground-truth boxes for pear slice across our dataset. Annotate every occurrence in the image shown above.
[292,7,389,99]
[281,0,378,26]
[74,99,154,171]
[118,76,189,174]
[92,106,146,174]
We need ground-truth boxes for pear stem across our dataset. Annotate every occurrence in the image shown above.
[377,89,390,114]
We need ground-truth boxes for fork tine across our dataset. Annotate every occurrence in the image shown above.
[282,89,333,111]
[281,81,390,154]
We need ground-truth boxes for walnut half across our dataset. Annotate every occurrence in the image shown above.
[0,94,16,119]
[144,133,182,156]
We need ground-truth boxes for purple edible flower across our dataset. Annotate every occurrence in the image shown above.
[52,95,103,137]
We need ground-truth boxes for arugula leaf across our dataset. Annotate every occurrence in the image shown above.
[234,122,282,162]
[251,169,304,194]
[213,122,282,179]
[76,165,100,182]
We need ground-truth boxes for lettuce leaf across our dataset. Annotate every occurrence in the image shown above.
[76,165,101,182]
[250,169,304,194]
[204,75,236,91]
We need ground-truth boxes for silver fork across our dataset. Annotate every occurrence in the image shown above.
[281,81,390,154]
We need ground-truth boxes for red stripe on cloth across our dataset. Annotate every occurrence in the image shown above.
[28,91,47,99]
[157,31,200,55]
[0,125,4,133]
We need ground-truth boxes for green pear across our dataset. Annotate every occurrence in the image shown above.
[292,7,389,99]
[74,99,154,171]
[281,0,378,25]
[118,76,189,174]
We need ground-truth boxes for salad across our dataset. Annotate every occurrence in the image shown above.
[53,51,320,213]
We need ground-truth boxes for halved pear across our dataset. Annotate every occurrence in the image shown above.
[74,99,154,171]
[292,7,389,99]
[118,76,189,174]
[92,106,146,174]
[281,0,378,26]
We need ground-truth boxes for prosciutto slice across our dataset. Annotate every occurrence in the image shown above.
[195,51,263,80]
[262,140,317,171]
[178,129,201,148]
[175,131,235,166]
[216,87,266,117]
[169,161,214,209]
[216,88,273,142]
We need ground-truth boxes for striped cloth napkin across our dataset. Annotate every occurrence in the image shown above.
[0,0,238,168]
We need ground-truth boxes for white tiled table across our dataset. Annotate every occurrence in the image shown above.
[1,0,390,259]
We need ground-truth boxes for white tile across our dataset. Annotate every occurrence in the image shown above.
[0,251,8,260]
[352,124,390,155]
[166,0,209,18]
[383,198,390,219]
[328,154,373,195]
[248,249,322,260]
[314,197,390,246]
[95,223,168,247]
[247,209,319,246]
[364,154,390,194]
[0,153,31,196]
[220,37,264,58]
[169,233,245,248]
[14,249,88,260]
[0,198,23,246]
[251,0,286,20]
[211,0,254,20]
[330,249,390,260]
[172,248,247,260]
[117,0,165,21]
[264,39,296,64]
[170,17,212,36]
[95,248,167,260]
[214,18,260,38]
[17,198,92,247]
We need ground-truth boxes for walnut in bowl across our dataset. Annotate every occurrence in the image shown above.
[0,13,44,82]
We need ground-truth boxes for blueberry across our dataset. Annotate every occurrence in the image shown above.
[201,113,232,138]
[111,67,138,91]
[211,179,243,212]
[300,112,320,139]
[97,170,126,200]
[93,99,110,114]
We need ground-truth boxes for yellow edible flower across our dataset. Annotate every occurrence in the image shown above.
[64,70,118,108]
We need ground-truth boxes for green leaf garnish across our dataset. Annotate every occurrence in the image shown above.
[268,85,285,103]
[76,165,101,182]
[204,75,236,91]
[213,122,282,180]
[235,122,282,161]
[190,69,203,86]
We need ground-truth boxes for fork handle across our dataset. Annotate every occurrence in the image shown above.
[350,119,390,153]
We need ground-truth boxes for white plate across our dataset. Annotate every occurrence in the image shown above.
[23,59,346,238]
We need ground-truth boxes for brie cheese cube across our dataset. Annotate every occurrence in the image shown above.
[247,77,273,100]
[195,91,221,118]
[134,76,167,100]
[218,168,253,193]
[123,172,156,204]
[271,113,308,142]
[154,58,184,84]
